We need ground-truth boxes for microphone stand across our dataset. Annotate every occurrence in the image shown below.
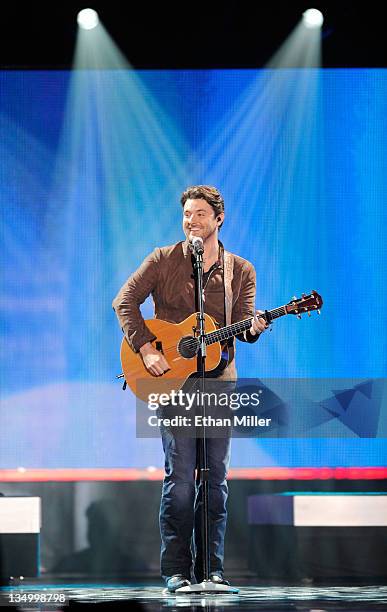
[177,241,238,595]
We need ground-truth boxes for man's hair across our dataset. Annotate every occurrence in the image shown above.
[180,186,225,226]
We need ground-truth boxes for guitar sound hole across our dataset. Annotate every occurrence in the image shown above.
[177,335,199,359]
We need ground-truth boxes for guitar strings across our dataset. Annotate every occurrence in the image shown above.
[155,307,288,356]
[179,308,286,350]
[190,307,287,348]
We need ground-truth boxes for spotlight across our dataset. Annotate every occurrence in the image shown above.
[77,8,99,30]
[302,8,324,28]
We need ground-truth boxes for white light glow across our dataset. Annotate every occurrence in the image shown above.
[303,8,324,29]
[77,8,99,30]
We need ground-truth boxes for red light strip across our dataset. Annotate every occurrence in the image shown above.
[0,467,386,482]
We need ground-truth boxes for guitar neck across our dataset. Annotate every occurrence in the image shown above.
[205,305,288,346]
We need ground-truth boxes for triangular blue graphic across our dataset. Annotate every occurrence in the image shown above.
[354,380,374,399]
[331,388,356,412]
[320,381,381,437]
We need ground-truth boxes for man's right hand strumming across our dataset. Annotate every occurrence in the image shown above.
[139,342,171,376]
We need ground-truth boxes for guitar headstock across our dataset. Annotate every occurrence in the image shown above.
[287,290,323,317]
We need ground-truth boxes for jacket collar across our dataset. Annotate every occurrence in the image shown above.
[182,239,224,269]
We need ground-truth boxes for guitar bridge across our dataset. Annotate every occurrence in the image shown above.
[156,340,164,354]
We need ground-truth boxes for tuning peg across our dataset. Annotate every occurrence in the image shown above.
[292,296,297,301]
[317,309,320,315]
[297,314,302,319]
[308,311,311,317]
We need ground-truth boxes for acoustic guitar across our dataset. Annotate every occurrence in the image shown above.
[119,291,323,401]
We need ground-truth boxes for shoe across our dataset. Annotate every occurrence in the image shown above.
[166,574,191,592]
[209,573,230,586]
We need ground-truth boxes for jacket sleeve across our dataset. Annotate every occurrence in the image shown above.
[112,249,161,353]
[232,261,260,344]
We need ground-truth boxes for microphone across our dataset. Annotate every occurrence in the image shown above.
[190,236,204,255]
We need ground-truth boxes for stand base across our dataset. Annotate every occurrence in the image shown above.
[176,580,239,594]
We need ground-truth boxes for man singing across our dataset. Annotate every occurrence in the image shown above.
[113,185,268,591]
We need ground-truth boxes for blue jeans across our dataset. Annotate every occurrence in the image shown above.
[159,426,231,582]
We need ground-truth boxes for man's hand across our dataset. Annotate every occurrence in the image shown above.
[139,342,171,376]
[249,310,270,336]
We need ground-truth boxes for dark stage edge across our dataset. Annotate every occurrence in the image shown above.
[1,578,387,611]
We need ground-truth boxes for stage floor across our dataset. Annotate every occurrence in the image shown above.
[1,579,387,611]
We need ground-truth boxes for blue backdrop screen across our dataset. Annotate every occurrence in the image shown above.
[0,69,386,469]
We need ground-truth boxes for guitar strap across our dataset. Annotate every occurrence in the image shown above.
[223,249,234,327]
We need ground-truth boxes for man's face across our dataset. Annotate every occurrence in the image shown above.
[182,198,224,242]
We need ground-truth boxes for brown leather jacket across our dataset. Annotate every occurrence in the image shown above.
[112,240,259,379]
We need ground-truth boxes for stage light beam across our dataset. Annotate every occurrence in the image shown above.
[303,8,324,29]
[77,8,99,30]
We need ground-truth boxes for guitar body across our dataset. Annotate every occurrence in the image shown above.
[119,290,323,401]
[120,313,221,401]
